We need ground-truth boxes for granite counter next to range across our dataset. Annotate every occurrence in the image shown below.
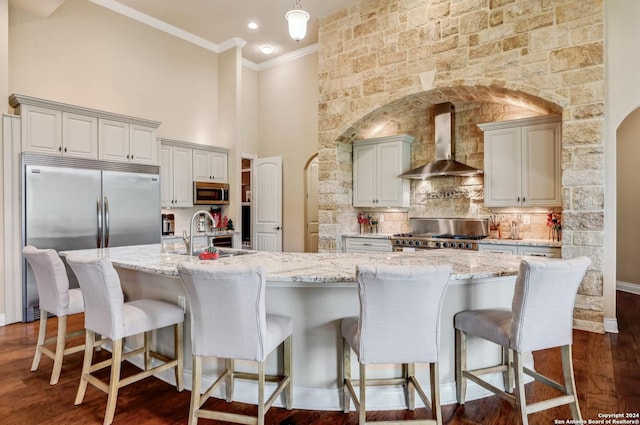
[59,244,532,411]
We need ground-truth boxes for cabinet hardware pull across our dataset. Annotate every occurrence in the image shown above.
[58,146,62,152]
[64,147,67,152]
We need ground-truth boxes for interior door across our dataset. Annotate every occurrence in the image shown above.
[305,156,319,253]
[253,156,283,252]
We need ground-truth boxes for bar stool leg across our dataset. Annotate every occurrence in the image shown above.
[31,310,48,372]
[561,345,582,421]
[513,351,529,425]
[144,331,152,370]
[342,338,351,413]
[359,363,366,425]
[174,323,184,391]
[430,362,443,425]
[189,355,202,425]
[404,363,416,410]
[225,359,234,402]
[75,330,96,405]
[257,361,265,425]
[455,328,467,404]
[284,335,293,410]
[50,315,68,385]
[104,338,123,425]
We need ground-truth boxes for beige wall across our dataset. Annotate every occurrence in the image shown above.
[615,109,640,284]
[9,0,218,144]
[605,1,640,321]
[257,53,319,252]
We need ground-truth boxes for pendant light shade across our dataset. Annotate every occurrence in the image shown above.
[285,0,310,41]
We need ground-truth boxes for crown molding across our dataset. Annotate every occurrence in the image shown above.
[88,0,219,52]
[88,1,317,71]
[255,44,318,71]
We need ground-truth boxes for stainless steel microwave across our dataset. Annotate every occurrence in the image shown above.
[194,182,230,205]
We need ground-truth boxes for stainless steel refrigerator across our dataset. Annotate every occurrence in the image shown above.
[22,153,161,322]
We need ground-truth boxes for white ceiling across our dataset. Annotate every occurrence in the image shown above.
[11,0,355,65]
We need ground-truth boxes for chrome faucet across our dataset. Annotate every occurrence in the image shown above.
[186,210,215,256]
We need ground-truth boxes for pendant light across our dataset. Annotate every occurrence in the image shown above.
[285,0,310,41]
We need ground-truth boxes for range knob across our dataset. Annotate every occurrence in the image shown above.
[457,242,465,249]
[408,240,414,246]
[466,243,474,249]
[435,242,442,248]
[395,240,402,245]
[402,240,408,245]
[415,240,421,247]
[442,242,450,248]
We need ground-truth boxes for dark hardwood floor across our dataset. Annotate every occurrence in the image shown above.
[1,291,638,425]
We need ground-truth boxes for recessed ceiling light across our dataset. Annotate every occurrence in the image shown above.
[248,21,258,30]
[260,45,273,55]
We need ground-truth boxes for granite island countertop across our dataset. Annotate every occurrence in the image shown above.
[60,243,537,285]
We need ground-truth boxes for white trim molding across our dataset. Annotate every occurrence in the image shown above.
[617,280,640,295]
[0,314,6,327]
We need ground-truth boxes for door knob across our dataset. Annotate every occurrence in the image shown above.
[275,226,281,230]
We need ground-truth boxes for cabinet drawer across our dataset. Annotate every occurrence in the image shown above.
[518,246,560,258]
[344,237,392,253]
[478,244,518,255]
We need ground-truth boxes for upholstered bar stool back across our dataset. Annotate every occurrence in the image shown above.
[23,245,85,385]
[178,263,293,425]
[66,254,184,425]
[341,264,452,425]
[454,256,590,425]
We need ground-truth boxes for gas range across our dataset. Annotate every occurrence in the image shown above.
[391,218,489,252]
[392,233,487,251]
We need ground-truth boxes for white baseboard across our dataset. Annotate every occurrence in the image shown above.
[604,317,619,334]
[0,314,5,327]
[617,280,640,295]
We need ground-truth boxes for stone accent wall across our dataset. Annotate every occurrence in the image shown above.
[317,0,604,332]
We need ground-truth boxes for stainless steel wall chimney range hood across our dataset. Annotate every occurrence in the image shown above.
[399,102,483,179]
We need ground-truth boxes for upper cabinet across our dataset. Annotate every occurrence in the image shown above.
[160,140,193,208]
[18,104,98,159]
[10,94,161,165]
[193,149,228,183]
[479,116,561,208]
[98,120,158,165]
[353,134,413,208]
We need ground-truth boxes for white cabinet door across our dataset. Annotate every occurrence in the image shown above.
[21,105,62,155]
[62,112,98,159]
[160,145,194,208]
[481,116,560,207]
[211,151,228,182]
[159,145,173,207]
[483,127,521,207]
[99,119,130,163]
[353,135,412,208]
[521,122,561,207]
[129,124,158,165]
[353,143,376,206]
[192,149,227,182]
[376,141,409,207]
[172,146,193,207]
[193,149,212,182]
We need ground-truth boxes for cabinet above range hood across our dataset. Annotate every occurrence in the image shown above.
[399,102,483,179]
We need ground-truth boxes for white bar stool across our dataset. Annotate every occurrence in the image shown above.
[23,245,86,385]
[178,263,293,425]
[341,264,452,425]
[66,254,184,425]
[454,256,590,425]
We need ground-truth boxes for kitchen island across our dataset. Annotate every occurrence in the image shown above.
[61,244,531,410]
